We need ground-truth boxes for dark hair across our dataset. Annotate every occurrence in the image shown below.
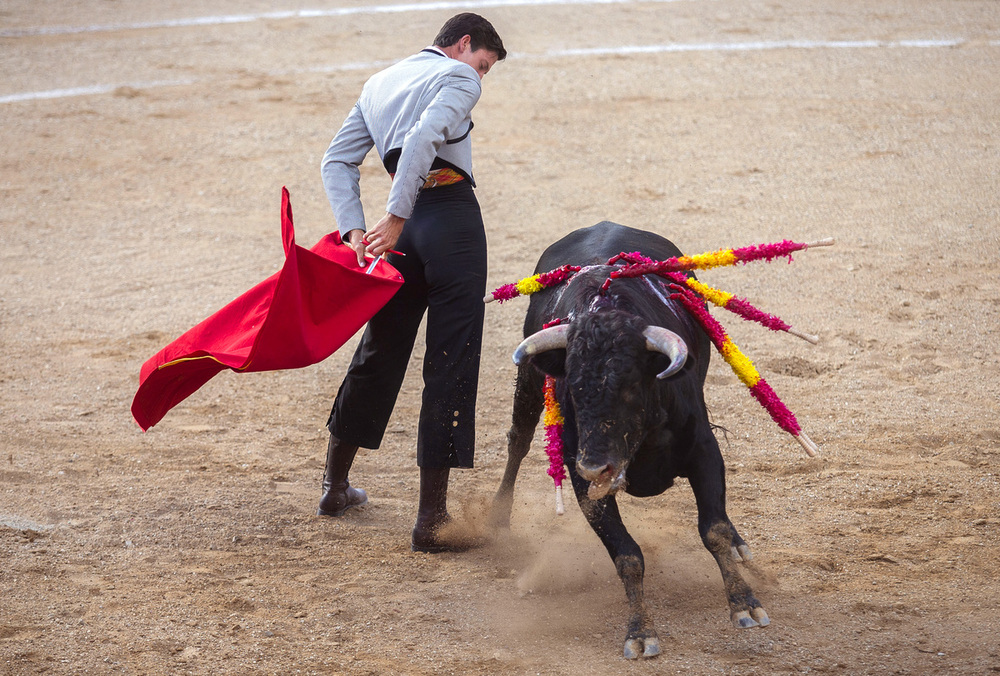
[433,13,507,60]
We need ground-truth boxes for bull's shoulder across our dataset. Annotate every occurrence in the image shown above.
[535,222,683,271]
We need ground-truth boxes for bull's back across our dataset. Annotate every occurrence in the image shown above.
[534,222,683,273]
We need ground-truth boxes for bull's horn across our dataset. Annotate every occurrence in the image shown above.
[512,325,569,365]
[643,326,688,379]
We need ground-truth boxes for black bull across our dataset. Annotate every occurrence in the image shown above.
[492,222,768,659]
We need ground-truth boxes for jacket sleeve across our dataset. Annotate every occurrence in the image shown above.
[321,103,375,238]
[386,69,482,220]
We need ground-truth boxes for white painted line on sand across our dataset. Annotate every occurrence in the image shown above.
[1,0,688,37]
[2,37,991,105]
[0,79,198,104]
[544,37,967,57]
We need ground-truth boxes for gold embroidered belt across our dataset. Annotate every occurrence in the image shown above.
[421,167,465,189]
[391,168,465,190]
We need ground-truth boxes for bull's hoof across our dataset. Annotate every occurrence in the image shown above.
[487,501,514,532]
[731,607,770,629]
[624,635,660,660]
[731,543,753,562]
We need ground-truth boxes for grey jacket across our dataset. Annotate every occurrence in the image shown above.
[321,48,482,238]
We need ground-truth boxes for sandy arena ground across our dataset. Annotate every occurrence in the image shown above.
[2,0,999,673]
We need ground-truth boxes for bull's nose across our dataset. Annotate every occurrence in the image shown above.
[576,459,612,482]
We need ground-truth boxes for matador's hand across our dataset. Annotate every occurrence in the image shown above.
[364,213,406,259]
[345,229,368,267]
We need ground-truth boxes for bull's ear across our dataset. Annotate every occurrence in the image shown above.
[527,350,567,378]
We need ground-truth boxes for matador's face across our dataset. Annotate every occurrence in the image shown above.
[451,34,499,80]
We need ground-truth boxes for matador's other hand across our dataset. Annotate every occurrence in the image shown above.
[346,229,368,267]
[364,213,406,258]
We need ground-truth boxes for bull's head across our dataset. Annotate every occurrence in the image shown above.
[514,311,688,500]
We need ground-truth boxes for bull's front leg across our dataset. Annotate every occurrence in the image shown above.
[491,364,545,529]
[687,428,770,629]
[566,467,660,659]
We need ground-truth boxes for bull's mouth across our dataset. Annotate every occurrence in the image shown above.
[587,466,627,500]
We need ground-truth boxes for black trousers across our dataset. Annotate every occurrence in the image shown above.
[327,181,487,468]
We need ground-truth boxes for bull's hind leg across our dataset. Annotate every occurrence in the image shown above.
[491,364,545,529]
[688,427,769,629]
[566,469,660,660]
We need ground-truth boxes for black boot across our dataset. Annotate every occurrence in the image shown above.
[317,434,368,517]
[411,467,452,552]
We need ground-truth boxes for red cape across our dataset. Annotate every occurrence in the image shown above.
[131,187,403,431]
